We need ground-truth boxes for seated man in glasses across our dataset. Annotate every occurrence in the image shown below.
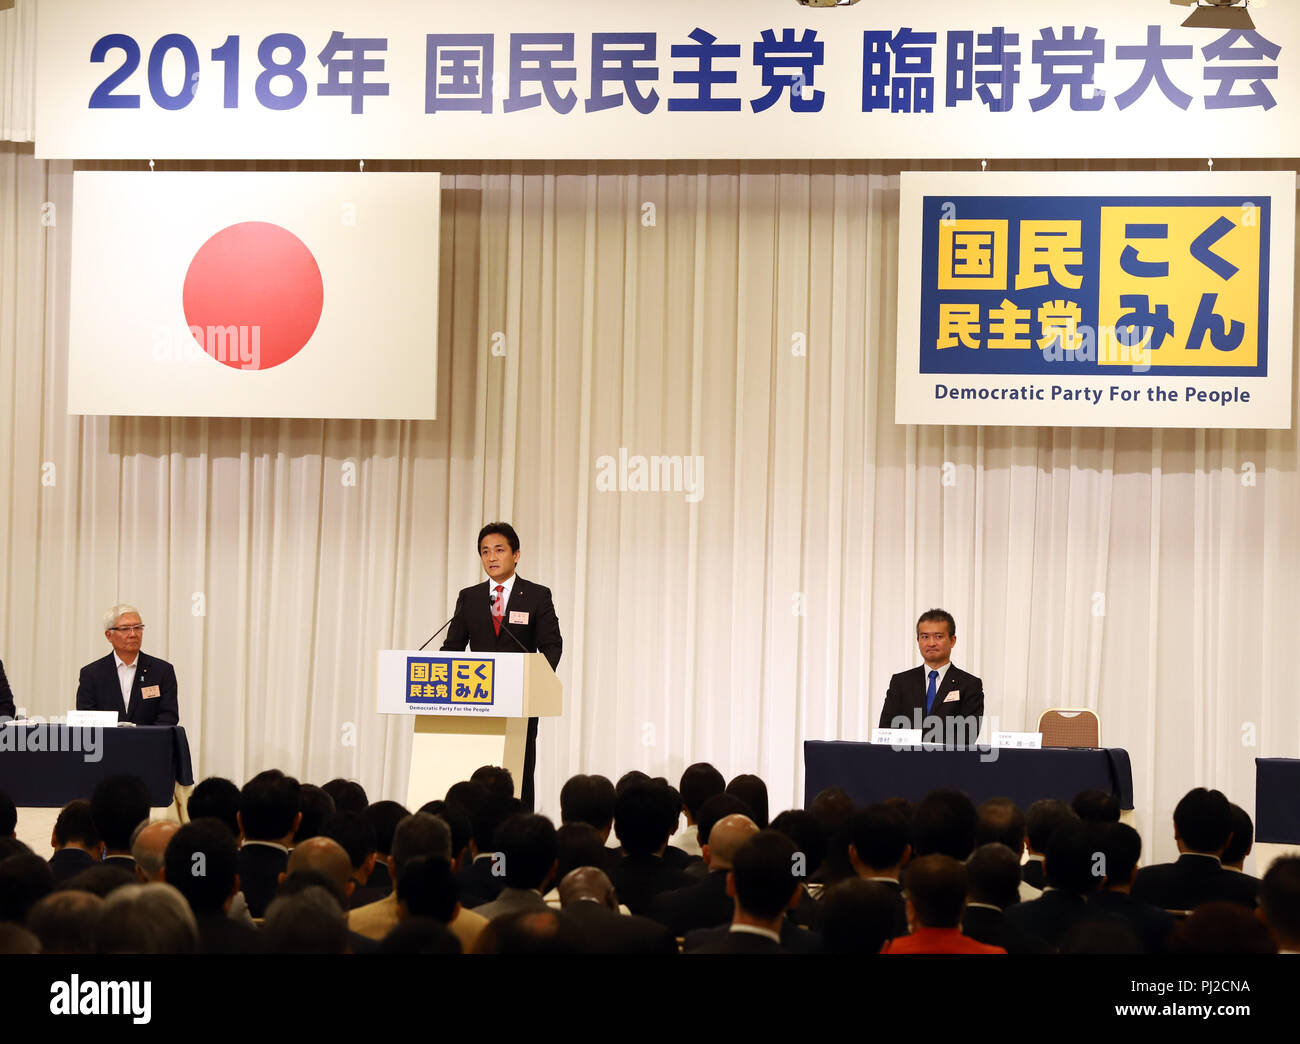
[75,604,180,725]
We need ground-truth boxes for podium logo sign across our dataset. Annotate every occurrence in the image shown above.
[405,657,494,708]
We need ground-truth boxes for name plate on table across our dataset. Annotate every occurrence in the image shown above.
[872,729,924,747]
[65,710,118,727]
[992,732,1043,749]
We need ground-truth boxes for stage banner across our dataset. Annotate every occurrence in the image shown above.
[33,0,1300,160]
[895,171,1295,429]
[68,171,440,419]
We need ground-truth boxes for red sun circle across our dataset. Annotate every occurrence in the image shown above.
[182,221,324,371]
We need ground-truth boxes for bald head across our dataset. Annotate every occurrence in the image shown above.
[287,836,354,895]
[131,821,180,881]
[704,814,758,871]
[557,866,615,909]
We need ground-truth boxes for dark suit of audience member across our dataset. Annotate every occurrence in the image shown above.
[847,804,911,939]
[457,853,506,909]
[237,843,289,919]
[236,770,302,919]
[561,900,677,955]
[75,651,179,725]
[693,929,788,954]
[690,831,810,955]
[612,855,693,918]
[962,903,1045,955]
[0,658,15,719]
[1086,890,1175,954]
[103,854,136,873]
[683,914,821,953]
[1003,821,1100,952]
[611,780,694,916]
[962,843,1045,954]
[48,848,96,884]
[1022,857,1046,891]
[650,868,732,937]
[195,912,260,954]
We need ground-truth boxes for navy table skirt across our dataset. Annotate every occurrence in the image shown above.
[1255,758,1300,844]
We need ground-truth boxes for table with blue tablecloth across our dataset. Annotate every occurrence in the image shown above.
[1255,758,1300,844]
[803,741,1134,810]
[0,724,194,806]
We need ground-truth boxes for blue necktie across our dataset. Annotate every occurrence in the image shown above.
[925,669,938,715]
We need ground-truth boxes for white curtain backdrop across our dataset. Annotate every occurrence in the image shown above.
[3,137,1299,866]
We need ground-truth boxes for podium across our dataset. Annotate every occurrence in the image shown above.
[377,649,562,810]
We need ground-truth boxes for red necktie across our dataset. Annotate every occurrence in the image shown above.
[492,585,504,636]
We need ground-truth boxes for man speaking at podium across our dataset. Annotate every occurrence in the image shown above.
[879,609,983,746]
[76,605,179,726]
[442,523,562,811]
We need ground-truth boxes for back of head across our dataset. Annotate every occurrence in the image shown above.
[446,780,508,854]
[262,886,348,954]
[1097,822,1142,888]
[696,793,752,850]
[471,765,515,802]
[559,774,616,831]
[27,890,104,954]
[53,800,100,850]
[1172,787,1232,854]
[679,763,726,821]
[130,820,179,879]
[295,784,336,844]
[186,777,241,838]
[365,800,411,857]
[849,803,910,873]
[615,770,651,797]
[321,778,368,814]
[614,781,674,858]
[321,811,377,873]
[0,854,54,924]
[557,866,615,908]
[555,823,606,881]
[379,917,461,954]
[912,788,977,860]
[286,837,354,899]
[820,879,900,955]
[731,830,800,919]
[422,801,472,864]
[1072,788,1121,824]
[90,774,150,852]
[493,813,557,890]
[1025,799,1078,855]
[395,856,459,922]
[164,818,238,915]
[903,853,967,929]
[96,883,198,954]
[725,775,769,830]
[0,923,39,954]
[56,865,136,898]
[975,797,1026,853]
[705,814,758,872]
[965,843,1022,909]
[1221,803,1254,867]
[474,909,582,954]
[810,787,856,885]
[390,813,453,881]
[770,810,827,879]
[1045,821,1105,895]
[1260,856,1300,948]
[1172,901,1277,954]
[277,868,348,908]
[0,838,31,861]
[239,770,301,841]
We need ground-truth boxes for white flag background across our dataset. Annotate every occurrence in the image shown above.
[68,171,440,419]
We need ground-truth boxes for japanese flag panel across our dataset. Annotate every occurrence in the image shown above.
[68,172,440,419]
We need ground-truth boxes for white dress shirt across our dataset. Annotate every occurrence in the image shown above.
[487,573,517,611]
[114,653,138,716]
[921,661,952,692]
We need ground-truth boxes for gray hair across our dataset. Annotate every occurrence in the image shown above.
[97,883,198,954]
[103,604,141,631]
[130,820,179,878]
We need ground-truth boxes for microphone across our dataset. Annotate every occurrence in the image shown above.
[417,613,457,652]
[498,620,531,655]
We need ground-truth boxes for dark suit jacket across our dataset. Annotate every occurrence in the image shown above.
[458,854,506,909]
[0,658,15,719]
[103,854,137,873]
[691,929,788,955]
[441,577,562,670]
[48,847,96,884]
[1022,857,1046,891]
[195,913,261,954]
[867,878,911,939]
[75,651,179,725]
[1002,888,1090,952]
[560,901,678,955]
[879,664,983,741]
[1086,890,1176,954]
[610,854,694,917]
[649,868,733,937]
[237,843,289,919]
[1131,853,1260,912]
[962,904,1046,954]
[683,915,821,954]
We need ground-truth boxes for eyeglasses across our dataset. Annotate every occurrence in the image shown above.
[109,625,145,633]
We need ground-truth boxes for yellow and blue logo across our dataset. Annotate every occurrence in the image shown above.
[405,657,494,706]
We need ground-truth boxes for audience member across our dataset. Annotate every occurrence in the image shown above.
[26,890,103,954]
[321,811,381,908]
[48,800,102,883]
[771,809,829,929]
[651,813,757,936]
[130,820,179,883]
[473,908,583,954]
[163,819,258,954]
[321,778,368,814]
[56,865,136,898]
[976,797,1040,901]
[1059,919,1143,954]
[473,814,558,922]
[658,783,699,872]
[1132,788,1259,911]
[819,879,900,955]
[911,788,978,861]
[447,780,510,908]
[962,844,1043,954]
[1172,901,1276,954]
[610,781,693,916]
[725,774,769,830]
[0,853,54,924]
[881,854,1005,954]
[1086,822,1175,954]
[1072,788,1121,823]
[394,855,458,923]
[471,765,515,803]
[378,917,461,954]
[558,775,619,870]
[808,786,856,889]
[1259,856,1300,954]
[363,800,410,896]
[1023,799,1078,890]
[262,886,348,954]
[0,923,40,953]
[1003,821,1102,952]
[237,770,301,918]
[187,777,242,838]
[675,762,726,858]
[847,803,911,937]
[294,784,336,844]
[1221,803,1254,872]
[90,774,151,872]
[557,867,676,954]
[95,883,198,954]
[691,831,805,954]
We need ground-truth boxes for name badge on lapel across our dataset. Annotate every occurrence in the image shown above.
[942,692,961,703]
[509,611,529,624]
[142,685,161,700]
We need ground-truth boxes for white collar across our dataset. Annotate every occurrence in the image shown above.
[729,923,782,943]
[114,652,140,671]
[965,901,1002,911]
[487,574,518,602]
[241,840,289,853]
